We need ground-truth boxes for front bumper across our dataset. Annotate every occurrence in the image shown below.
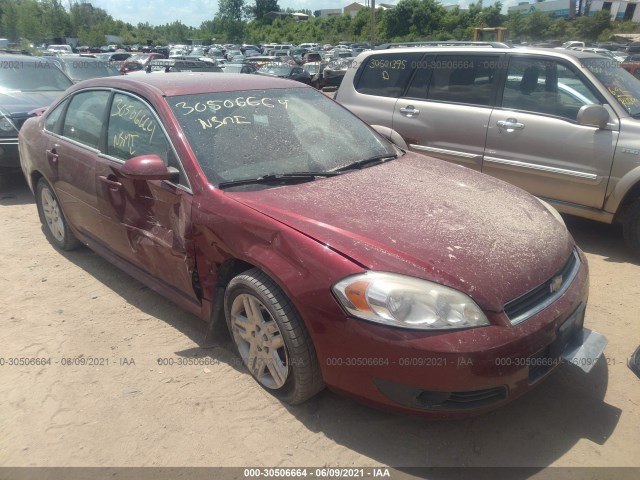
[305,249,594,417]
[0,139,20,170]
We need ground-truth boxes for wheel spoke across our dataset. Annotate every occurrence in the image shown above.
[243,296,264,327]
[50,221,63,240]
[229,290,290,390]
[246,342,261,375]
[266,352,288,386]
[231,313,253,343]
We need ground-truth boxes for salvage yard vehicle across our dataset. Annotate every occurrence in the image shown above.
[257,63,312,84]
[48,56,121,83]
[18,73,606,416]
[0,55,73,186]
[336,46,640,257]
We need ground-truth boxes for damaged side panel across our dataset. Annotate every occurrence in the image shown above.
[95,160,199,307]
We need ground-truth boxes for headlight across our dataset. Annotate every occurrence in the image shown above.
[332,272,489,330]
[0,116,16,132]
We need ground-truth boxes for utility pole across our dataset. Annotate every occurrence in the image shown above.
[370,0,376,49]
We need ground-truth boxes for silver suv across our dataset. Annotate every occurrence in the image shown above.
[336,46,640,256]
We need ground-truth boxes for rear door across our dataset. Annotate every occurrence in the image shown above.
[345,52,422,130]
[43,90,111,240]
[484,55,618,209]
[391,53,503,171]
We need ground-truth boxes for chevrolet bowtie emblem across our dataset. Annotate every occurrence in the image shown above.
[550,275,563,294]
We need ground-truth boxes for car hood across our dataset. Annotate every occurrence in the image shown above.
[227,154,574,312]
[0,90,62,116]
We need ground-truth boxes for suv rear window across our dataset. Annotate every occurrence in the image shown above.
[355,53,423,98]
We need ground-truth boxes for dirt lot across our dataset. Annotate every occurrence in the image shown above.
[1,172,639,473]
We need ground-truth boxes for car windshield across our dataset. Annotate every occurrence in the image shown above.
[304,64,320,74]
[0,61,72,91]
[64,61,120,81]
[259,65,292,76]
[168,87,395,186]
[223,65,243,73]
[128,54,149,62]
[583,57,640,116]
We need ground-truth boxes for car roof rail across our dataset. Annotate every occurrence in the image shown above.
[374,41,511,50]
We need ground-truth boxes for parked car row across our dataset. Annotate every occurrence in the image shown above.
[16,72,606,418]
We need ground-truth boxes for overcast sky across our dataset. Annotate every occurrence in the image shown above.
[87,0,518,28]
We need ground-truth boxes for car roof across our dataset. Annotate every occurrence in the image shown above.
[71,72,306,96]
[358,46,604,61]
[0,54,57,62]
[55,56,109,63]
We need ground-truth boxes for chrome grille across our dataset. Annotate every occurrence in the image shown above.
[504,250,580,325]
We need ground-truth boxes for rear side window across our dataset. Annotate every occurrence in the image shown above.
[62,90,110,149]
[355,53,423,98]
[417,55,502,107]
[44,100,67,133]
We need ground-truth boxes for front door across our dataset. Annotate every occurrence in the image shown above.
[95,91,197,302]
[484,55,619,209]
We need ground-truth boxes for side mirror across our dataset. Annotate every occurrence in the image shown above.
[121,154,173,181]
[577,104,609,129]
[370,125,408,150]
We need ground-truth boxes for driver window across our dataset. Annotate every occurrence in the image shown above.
[502,58,600,121]
[107,93,170,162]
[106,93,188,186]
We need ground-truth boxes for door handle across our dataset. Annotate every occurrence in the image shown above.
[497,118,525,132]
[399,106,420,117]
[99,175,122,190]
[46,148,59,164]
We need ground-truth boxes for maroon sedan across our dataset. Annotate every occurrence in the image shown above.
[18,74,605,416]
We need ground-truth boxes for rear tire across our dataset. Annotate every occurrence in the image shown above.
[224,268,324,404]
[35,178,81,251]
[623,199,640,259]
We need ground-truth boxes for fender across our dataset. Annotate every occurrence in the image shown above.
[604,164,640,215]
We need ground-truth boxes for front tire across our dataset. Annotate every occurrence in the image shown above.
[224,268,324,404]
[35,178,81,251]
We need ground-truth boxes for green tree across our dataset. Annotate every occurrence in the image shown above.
[246,0,280,22]
[570,9,611,40]
[216,0,245,42]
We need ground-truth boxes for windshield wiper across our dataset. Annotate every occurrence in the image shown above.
[333,153,398,173]
[217,171,340,189]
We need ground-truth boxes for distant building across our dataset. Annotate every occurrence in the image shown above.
[265,11,291,20]
[344,2,366,16]
[506,0,576,18]
[507,1,532,14]
[343,2,395,17]
[589,1,640,21]
[264,10,309,21]
[318,8,342,16]
[444,4,468,11]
